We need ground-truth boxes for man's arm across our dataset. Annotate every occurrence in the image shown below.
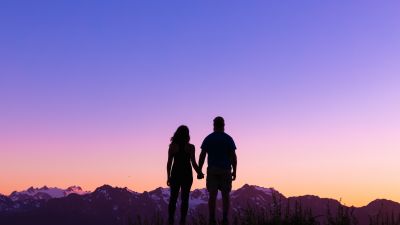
[198,150,207,172]
[230,151,237,181]
[189,146,202,174]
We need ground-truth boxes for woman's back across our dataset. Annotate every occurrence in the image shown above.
[170,143,193,180]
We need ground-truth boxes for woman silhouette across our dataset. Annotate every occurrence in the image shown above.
[167,125,203,225]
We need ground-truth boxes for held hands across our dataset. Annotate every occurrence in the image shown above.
[197,171,204,179]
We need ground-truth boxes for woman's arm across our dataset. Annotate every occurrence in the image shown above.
[190,145,203,176]
[166,145,174,186]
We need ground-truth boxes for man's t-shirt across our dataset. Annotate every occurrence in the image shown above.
[201,131,236,171]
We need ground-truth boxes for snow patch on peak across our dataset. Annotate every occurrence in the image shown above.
[10,186,90,201]
[149,187,170,203]
[66,186,82,191]
[0,194,8,201]
[239,184,275,195]
[254,186,274,195]
[11,187,65,200]
[161,188,170,196]
[65,186,89,195]
[189,189,208,208]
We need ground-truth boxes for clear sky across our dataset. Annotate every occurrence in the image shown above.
[1,0,399,206]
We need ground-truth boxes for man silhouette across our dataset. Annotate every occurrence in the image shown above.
[199,116,237,225]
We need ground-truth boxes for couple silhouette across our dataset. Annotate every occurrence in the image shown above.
[167,116,237,225]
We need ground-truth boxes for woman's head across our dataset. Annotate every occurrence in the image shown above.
[171,125,190,144]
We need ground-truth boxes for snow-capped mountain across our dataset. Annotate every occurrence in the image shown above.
[65,185,89,195]
[1,184,400,225]
[9,185,90,201]
[231,184,281,204]
[0,194,12,211]
[189,188,208,208]
[148,187,170,203]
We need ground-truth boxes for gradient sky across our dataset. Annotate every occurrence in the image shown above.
[1,0,400,206]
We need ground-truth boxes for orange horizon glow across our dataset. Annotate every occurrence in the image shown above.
[1,0,400,209]
[2,121,400,207]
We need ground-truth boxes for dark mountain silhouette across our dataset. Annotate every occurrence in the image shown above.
[0,184,399,225]
[354,199,400,224]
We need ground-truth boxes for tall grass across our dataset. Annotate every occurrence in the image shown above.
[369,211,400,225]
[127,196,400,225]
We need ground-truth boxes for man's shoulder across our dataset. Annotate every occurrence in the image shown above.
[206,132,234,140]
[222,132,234,140]
[203,132,215,141]
[223,133,236,149]
[201,133,214,150]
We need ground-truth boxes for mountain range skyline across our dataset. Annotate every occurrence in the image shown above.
[2,183,400,225]
[2,184,398,209]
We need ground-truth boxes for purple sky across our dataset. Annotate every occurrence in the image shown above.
[1,1,400,206]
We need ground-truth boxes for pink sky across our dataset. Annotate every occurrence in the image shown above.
[1,1,400,207]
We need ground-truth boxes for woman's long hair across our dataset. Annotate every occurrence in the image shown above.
[170,125,190,144]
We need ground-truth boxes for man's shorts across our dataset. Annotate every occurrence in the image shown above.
[206,168,232,193]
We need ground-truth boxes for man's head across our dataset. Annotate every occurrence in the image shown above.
[213,116,225,132]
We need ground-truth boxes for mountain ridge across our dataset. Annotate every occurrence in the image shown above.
[1,184,399,225]
[1,184,397,208]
